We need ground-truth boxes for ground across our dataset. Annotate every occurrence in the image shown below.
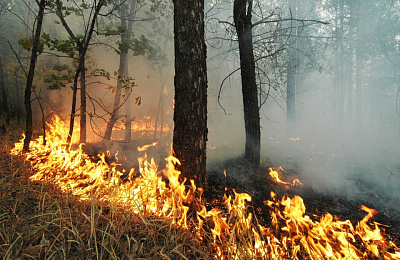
[1,124,400,259]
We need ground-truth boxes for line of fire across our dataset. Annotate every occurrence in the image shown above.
[1,0,400,259]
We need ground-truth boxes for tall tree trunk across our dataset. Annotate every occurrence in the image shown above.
[104,52,128,141]
[124,92,132,142]
[104,0,136,141]
[14,70,23,123]
[23,0,46,152]
[355,3,363,136]
[233,0,260,165]
[286,53,296,137]
[172,0,208,189]
[0,58,10,125]
[79,59,86,143]
[67,65,81,144]
[286,0,297,138]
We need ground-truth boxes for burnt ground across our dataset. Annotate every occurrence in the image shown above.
[207,156,400,246]
[80,140,400,247]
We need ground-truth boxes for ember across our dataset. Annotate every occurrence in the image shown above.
[11,116,400,259]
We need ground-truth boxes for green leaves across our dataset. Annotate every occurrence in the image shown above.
[44,64,74,90]
[41,33,79,58]
[17,37,45,54]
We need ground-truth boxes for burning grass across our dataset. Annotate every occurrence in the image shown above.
[0,124,209,259]
[3,116,400,259]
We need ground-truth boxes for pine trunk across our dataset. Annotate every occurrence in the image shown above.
[172,0,208,189]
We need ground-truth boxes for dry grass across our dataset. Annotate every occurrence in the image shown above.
[0,123,210,260]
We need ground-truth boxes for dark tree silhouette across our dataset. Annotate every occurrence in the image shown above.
[233,0,260,166]
[172,0,208,189]
[23,0,46,152]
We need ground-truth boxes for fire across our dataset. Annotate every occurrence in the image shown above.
[11,116,400,259]
[269,167,303,187]
[111,116,171,139]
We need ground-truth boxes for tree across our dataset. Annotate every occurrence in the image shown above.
[103,0,137,142]
[172,0,208,190]
[233,0,260,166]
[0,57,10,125]
[23,0,46,152]
[286,0,298,137]
[54,0,106,144]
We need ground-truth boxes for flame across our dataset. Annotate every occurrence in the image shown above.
[269,167,303,187]
[11,116,400,259]
[111,116,171,140]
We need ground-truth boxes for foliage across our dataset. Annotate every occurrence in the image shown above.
[43,64,74,89]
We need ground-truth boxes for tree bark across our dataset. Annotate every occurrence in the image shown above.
[23,0,46,152]
[172,0,208,189]
[233,0,260,166]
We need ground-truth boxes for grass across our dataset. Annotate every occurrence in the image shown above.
[2,120,399,260]
[0,123,210,260]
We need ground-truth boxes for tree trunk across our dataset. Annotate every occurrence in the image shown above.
[79,58,86,143]
[67,61,81,144]
[23,0,46,152]
[0,58,10,125]
[61,0,105,144]
[124,92,132,142]
[14,70,23,123]
[355,3,363,136]
[233,0,260,166]
[104,53,127,141]
[104,0,136,141]
[286,0,297,138]
[172,0,208,189]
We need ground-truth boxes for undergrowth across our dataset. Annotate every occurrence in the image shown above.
[0,123,210,260]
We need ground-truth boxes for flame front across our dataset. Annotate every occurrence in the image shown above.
[11,116,400,259]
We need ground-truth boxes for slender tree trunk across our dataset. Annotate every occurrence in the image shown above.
[104,53,127,140]
[67,61,82,144]
[0,58,10,125]
[286,54,296,137]
[124,92,132,142]
[104,0,136,141]
[172,0,208,189]
[62,0,105,144]
[286,0,297,138]
[79,58,86,143]
[154,70,165,139]
[355,3,363,136]
[14,70,23,123]
[23,0,46,152]
[234,0,260,165]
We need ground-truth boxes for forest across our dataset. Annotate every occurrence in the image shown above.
[0,0,400,259]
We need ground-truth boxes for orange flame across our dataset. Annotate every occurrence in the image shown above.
[11,116,400,259]
[269,167,303,187]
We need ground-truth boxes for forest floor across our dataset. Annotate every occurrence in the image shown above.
[0,122,399,259]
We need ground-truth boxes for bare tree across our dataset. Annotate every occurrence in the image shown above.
[234,0,261,165]
[23,0,46,152]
